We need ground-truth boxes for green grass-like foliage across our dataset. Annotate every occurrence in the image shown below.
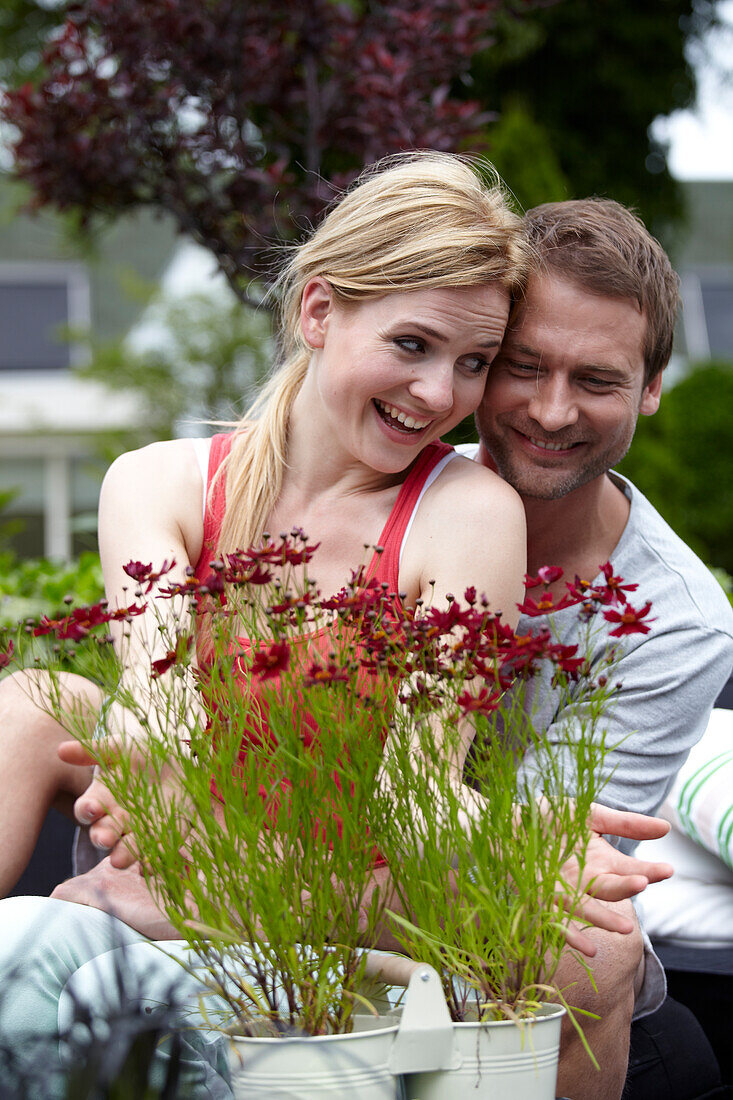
[8,537,636,1046]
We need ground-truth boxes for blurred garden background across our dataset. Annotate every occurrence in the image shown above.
[0,0,731,623]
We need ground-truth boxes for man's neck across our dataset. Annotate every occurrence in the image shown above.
[476,442,631,585]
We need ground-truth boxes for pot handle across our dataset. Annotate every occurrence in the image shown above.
[387,965,459,1074]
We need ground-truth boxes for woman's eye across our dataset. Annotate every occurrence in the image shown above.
[394,336,425,354]
[460,354,489,375]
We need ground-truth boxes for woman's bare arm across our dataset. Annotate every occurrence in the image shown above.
[60,439,207,864]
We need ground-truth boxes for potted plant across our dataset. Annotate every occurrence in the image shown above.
[12,535,464,1097]
[8,543,642,1098]
[374,571,637,1099]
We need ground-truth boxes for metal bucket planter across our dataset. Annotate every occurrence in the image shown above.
[227,965,454,1100]
[226,966,564,1100]
[403,1002,566,1100]
[228,1014,403,1100]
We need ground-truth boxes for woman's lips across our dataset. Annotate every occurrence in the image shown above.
[373,399,432,434]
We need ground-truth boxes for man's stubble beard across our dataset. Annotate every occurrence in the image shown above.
[482,428,637,502]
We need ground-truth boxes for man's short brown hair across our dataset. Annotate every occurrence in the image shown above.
[524,199,680,386]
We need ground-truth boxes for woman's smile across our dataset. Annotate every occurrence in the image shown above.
[372,399,434,434]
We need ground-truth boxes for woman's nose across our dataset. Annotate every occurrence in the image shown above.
[408,364,454,413]
[526,378,578,431]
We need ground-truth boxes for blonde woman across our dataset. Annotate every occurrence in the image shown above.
[2,150,530,896]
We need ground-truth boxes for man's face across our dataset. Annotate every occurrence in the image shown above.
[476,272,663,500]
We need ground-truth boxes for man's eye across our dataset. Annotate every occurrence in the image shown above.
[507,361,537,375]
[394,337,425,354]
[583,376,614,389]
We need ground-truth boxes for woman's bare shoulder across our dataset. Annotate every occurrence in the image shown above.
[432,452,525,518]
[102,439,203,508]
[99,439,206,567]
[402,451,527,622]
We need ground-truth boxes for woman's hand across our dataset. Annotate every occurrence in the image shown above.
[58,734,187,869]
[50,858,180,939]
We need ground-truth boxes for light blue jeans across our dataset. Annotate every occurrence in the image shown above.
[0,896,234,1098]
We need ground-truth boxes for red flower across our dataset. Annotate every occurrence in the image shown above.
[399,677,444,711]
[472,616,515,665]
[319,574,385,616]
[304,659,350,686]
[278,542,320,567]
[524,565,563,589]
[422,601,487,638]
[500,628,555,676]
[604,601,654,637]
[457,687,502,716]
[517,592,577,617]
[250,642,290,679]
[198,571,226,599]
[565,575,594,601]
[243,532,321,567]
[597,562,639,606]
[223,553,274,586]
[33,600,145,641]
[156,576,203,599]
[123,559,176,593]
[268,593,313,616]
[108,604,147,623]
[0,641,14,670]
[151,635,193,678]
[548,643,585,676]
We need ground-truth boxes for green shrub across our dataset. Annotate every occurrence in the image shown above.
[0,552,104,627]
[618,362,733,574]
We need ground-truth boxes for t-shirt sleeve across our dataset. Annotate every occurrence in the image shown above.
[517,623,733,855]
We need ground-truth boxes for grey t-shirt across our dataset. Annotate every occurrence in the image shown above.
[458,445,733,852]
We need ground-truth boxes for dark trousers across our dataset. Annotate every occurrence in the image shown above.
[623,996,730,1100]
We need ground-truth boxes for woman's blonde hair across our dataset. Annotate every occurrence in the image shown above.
[217,151,530,556]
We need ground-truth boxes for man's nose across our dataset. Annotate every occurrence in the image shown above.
[526,377,578,432]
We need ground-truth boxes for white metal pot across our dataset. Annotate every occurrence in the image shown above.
[227,965,453,1100]
[228,1014,403,1100]
[403,1002,566,1100]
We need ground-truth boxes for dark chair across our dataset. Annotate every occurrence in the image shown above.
[8,808,75,897]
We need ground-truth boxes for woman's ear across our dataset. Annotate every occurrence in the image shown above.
[300,277,334,349]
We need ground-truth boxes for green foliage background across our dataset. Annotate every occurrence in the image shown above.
[618,362,733,575]
[469,0,721,231]
[0,551,103,627]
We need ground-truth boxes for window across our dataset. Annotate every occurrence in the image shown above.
[680,267,733,363]
[0,263,90,372]
[699,277,733,359]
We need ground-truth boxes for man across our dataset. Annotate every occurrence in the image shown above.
[462,198,733,1098]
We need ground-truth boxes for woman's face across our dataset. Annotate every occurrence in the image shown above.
[300,280,511,474]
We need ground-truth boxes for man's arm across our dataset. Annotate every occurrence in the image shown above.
[518,623,733,852]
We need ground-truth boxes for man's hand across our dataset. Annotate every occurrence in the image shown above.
[560,802,673,955]
[579,802,673,896]
[50,858,180,940]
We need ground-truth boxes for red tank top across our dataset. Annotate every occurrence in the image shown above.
[193,433,455,830]
[194,432,455,595]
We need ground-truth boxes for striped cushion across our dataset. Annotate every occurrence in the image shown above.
[666,708,733,870]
